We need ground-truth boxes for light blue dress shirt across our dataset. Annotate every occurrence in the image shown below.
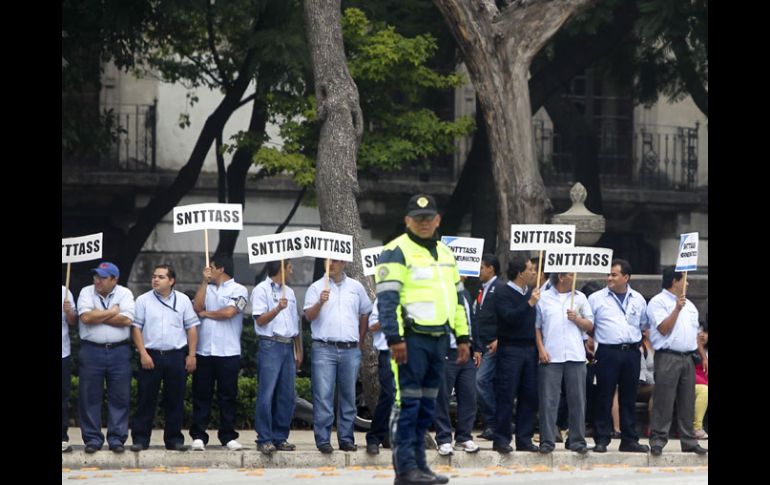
[77,284,135,344]
[588,285,648,345]
[251,277,299,339]
[62,286,75,358]
[196,278,249,357]
[536,287,593,363]
[646,289,699,352]
[304,274,372,342]
[133,290,200,350]
[368,298,388,351]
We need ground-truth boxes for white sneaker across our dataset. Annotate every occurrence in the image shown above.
[225,440,243,451]
[191,439,205,451]
[437,443,454,456]
[454,440,480,453]
[62,441,72,452]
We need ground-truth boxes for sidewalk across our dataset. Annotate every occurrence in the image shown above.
[62,428,707,469]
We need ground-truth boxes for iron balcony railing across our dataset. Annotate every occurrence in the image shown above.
[535,122,700,190]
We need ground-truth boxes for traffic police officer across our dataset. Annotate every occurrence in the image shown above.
[376,194,470,485]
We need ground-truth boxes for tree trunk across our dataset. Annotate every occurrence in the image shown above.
[303,0,378,417]
[215,83,269,258]
[433,0,593,269]
[115,49,259,284]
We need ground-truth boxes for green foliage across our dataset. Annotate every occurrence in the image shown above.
[254,7,474,182]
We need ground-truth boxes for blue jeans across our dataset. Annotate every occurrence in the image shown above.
[475,350,497,430]
[255,339,296,445]
[311,342,361,446]
[62,356,71,442]
[78,343,131,448]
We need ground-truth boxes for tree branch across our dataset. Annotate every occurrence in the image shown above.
[206,0,232,89]
[670,35,708,117]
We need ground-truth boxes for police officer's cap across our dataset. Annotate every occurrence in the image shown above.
[406,194,438,217]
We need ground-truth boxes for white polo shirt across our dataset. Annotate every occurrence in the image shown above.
[196,278,249,357]
[251,277,299,339]
[304,274,372,343]
[536,287,593,363]
[77,284,135,344]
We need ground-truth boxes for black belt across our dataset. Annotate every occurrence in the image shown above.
[657,348,696,357]
[601,341,640,350]
[146,347,186,355]
[312,339,357,349]
[260,335,294,344]
[82,340,130,349]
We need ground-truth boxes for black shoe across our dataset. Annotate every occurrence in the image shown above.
[650,445,663,456]
[366,443,380,455]
[619,442,649,453]
[593,443,607,453]
[382,438,392,449]
[109,444,125,453]
[394,469,436,485]
[339,442,357,452]
[477,428,494,440]
[539,444,554,454]
[420,467,449,484]
[84,445,99,454]
[682,445,707,455]
[318,443,334,454]
[130,443,147,452]
[492,443,513,454]
[571,445,588,454]
[516,443,539,452]
[274,441,295,451]
[258,442,276,455]
[167,443,189,451]
[62,444,73,453]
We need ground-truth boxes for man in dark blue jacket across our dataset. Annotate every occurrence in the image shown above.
[491,255,541,453]
[472,254,504,440]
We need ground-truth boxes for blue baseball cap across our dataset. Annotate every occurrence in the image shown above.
[92,261,120,278]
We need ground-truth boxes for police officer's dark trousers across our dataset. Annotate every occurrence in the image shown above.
[391,332,448,474]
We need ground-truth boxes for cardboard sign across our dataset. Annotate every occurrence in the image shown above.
[544,247,613,274]
[509,224,575,250]
[301,229,354,262]
[247,231,305,264]
[62,232,103,263]
[675,232,699,272]
[173,203,243,233]
[361,246,384,276]
[441,236,485,277]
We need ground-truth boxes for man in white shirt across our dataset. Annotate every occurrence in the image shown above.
[304,259,372,453]
[251,259,302,455]
[77,262,135,454]
[190,255,248,451]
[646,266,707,456]
[62,286,77,453]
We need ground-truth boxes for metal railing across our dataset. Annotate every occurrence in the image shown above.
[536,122,700,190]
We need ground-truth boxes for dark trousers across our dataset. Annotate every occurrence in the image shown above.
[366,350,395,446]
[434,348,477,445]
[62,356,71,442]
[190,354,241,446]
[391,333,448,474]
[131,348,187,448]
[594,346,642,446]
[492,344,538,448]
[650,351,698,450]
[78,344,132,448]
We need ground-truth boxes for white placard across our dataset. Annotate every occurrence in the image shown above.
[62,232,103,263]
[509,224,576,250]
[675,232,699,272]
[441,236,485,277]
[247,231,305,264]
[301,229,354,262]
[173,203,243,233]
[361,246,384,276]
[544,247,613,274]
